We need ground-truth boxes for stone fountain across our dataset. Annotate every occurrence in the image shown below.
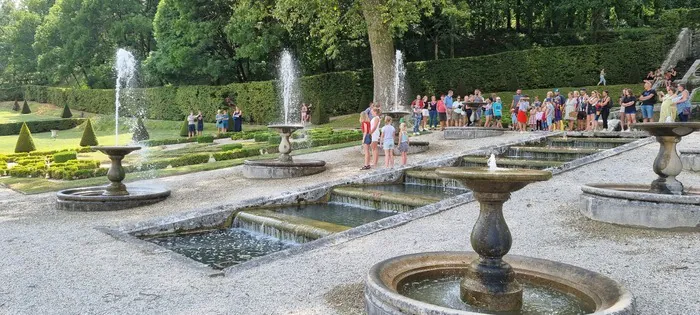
[56,49,170,211]
[581,122,700,229]
[243,50,326,179]
[365,159,634,314]
[444,99,505,140]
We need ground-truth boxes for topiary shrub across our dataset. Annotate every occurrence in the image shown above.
[61,104,73,118]
[12,99,20,111]
[14,122,36,153]
[219,143,243,151]
[169,153,210,167]
[79,119,99,147]
[53,151,77,163]
[132,117,150,142]
[179,117,189,137]
[196,135,215,143]
[310,103,329,125]
[21,100,31,114]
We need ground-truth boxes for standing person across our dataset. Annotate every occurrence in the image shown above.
[196,111,204,136]
[675,84,691,122]
[187,111,196,138]
[658,86,677,123]
[576,91,586,131]
[600,91,612,131]
[215,109,223,135]
[421,95,429,131]
[483,98,493,127]
[380,116,396,168]
[492,97,503,129]
[554,89,566,108]
[445,90,454,126]
[528,104,537,131]
[364,102,375,120]
[565,92,577,131]
[621,88,637,131]
[398,123,409,166]
[453,96,463,127]
[553,97,563,131]
[221,109,230,133]
[598,69,606,86]
[546,99,555,131]
[232,106,243,132]
[360,111,372,170]
[511,89,523,116]
[664,68,677,89]
[411,95,423,135]
[473,90,484,126]
[428,96,438,130]
[638,81,657,123]
[370,107,382,167]
[618,92,626,131]
[301,103,309,125]
[534,106,543,131]
[587,91,600,131]
[517,96,529,132]
[437,95,447,131]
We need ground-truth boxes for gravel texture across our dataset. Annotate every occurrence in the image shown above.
[1,131,699,315]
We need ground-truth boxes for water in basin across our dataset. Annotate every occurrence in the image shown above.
[399,274,592,315]
[274,203,396,227]
[361,183,467,199]
[145,228,295,269]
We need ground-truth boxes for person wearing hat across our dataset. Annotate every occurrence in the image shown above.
[516,95,530,132]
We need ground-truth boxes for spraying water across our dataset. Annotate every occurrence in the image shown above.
[278,50,301,125]
[114,49,137,144]
[393,50,406,111]
[487,154,499,171]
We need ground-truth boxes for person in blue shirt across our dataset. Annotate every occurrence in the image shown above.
[492,97,503,129]
[445,90,454,126]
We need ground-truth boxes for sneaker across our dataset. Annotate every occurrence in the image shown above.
[360,165,371,170]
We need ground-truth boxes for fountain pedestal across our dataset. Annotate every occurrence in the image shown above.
[436,167,550,312]
[243,124,326,179]
[99,146,140,196]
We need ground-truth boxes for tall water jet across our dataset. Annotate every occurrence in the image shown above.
[393,50,406,112]
[114,49,137,145]
[56,48,170,211]
[243,50,326,179]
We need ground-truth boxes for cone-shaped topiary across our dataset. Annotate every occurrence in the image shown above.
[21,100,31,114]
[61,104,73,118]
[14,122,36,153]
[12,99,20,111]
[132,117,150,142]
[180,117,189,137]
[79,119,99,147]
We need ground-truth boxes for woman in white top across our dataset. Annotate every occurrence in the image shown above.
[369,107,382,167]
[565,92,577,131]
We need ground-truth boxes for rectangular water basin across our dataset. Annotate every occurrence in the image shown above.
[360,183,468,200]
[271,203,397,228]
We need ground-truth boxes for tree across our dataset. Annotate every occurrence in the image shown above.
[14,122,36,153]
[79,119,99,146]
[21,100,31,114]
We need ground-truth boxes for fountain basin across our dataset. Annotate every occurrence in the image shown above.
[365,251,635,315]
[444,127,505,140]
[56,185,171,211]
[580,183,700,230]
[243,159,326,179]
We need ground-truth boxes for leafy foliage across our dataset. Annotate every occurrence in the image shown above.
[15,122,37,153]
[0,118,85,136]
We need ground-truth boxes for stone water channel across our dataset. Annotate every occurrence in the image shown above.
[131,132,650,271]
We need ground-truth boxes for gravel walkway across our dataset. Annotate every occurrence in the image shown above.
[1,131,698,314]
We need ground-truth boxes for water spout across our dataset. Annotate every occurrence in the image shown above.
[487,154,498,171]
[278,50,300,125]
[114,49,137,145]
[393,50,406,111]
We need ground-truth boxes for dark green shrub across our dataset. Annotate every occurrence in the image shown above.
[132,117,150,142]
[169,153,210,167]
[79,119,99,147]
[268,135,282,145]
[0,118,85,136]
[179,118,189,137]
[212,149,250,161]
[12,100,20,111]
[21,100,31,114]
[219,143,243,151]
[61,104,73,118]
[94,167,108,176]
[254,134,270,142]
[14,122,36,153]
[196,135,215,143]
[53,151,77,163]
[311,103,329,125]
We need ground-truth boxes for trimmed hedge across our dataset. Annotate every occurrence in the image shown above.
[53,151,77,163]
[21,100,31,114]
[0,118,85,136]
[61,104,73,118]
[219,143,243,151]
[196,135,215,143]
[15,123,36,153]
[79,119,99,147]
[20,37,670,124]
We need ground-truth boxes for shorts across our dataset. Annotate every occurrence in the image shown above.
[422,109,429,117]
[624,106,637,115]
[546,117,553,126]
[216,121,223,128]
[188,124,196,132]
[450,111,461,121]
[398,142,409,153]
[363,134,371,145]
[577,111,586,120]
[641,105,654,119]
[383,141,395,150]
[223,121,229,129]
[438,112,447,122]
[371,132,380,142]
[197,123,204,131]
[587,106,596,115]
[494,115,502,121]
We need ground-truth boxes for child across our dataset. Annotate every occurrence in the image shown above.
[492,97,503,129]
[535,106,544,131]
[398,123,409,166]
[380,116,396,168]
[529,106,537,131]
[360,111,372,170]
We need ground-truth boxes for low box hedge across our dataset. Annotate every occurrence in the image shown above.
[196,135,215,143]
[168,153,211,168]
[219,143,243,151]
[53,151,77,163]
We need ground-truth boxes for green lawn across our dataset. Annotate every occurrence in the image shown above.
[324,114,360,129]
[0,101,96,122]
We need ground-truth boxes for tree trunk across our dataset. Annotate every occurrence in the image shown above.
[361,0,396,107]
[450,35,455,59]
[434,36,439,60]
[515,0,521,32]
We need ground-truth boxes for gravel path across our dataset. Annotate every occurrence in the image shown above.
[1,131,698,314]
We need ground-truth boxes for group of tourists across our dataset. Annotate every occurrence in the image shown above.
[360,105,410,170]
[185,105,244,138]
[407,90,505,133]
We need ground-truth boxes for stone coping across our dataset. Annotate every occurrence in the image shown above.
[243,159,326,167]
[365,251,635,315]
[582,184,700,205]
[332,186,441,206]
[509,146,601,154]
